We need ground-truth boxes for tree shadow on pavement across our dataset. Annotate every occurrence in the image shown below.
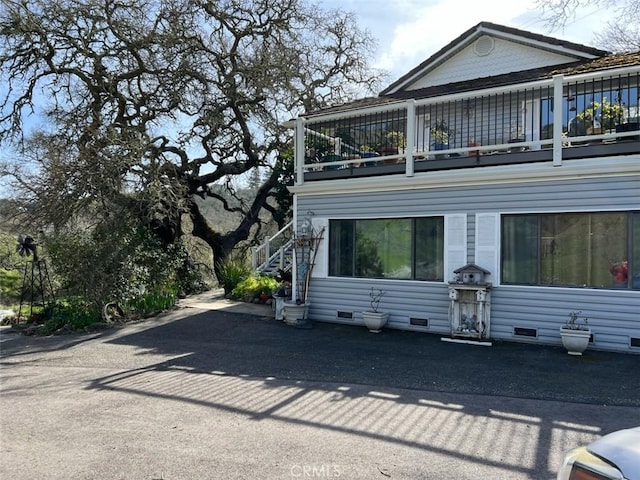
[83,308,640,479]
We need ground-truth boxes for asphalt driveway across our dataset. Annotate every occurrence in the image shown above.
[1,290,639,479]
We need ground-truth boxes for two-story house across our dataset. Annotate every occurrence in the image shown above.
[285,22,640,353]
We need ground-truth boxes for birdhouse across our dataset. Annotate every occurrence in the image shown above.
[453,263,490,285]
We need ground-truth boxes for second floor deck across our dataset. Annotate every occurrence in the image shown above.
[293,64,640,184]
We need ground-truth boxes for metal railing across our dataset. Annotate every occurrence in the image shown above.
[295,65,640,182]
[252,221,294,274]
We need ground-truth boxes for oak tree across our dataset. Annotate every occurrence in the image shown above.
[0,0,383,281]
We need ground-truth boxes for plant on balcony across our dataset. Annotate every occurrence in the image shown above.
[577,98,624,132]
[379,130,405,157]
[386,131,405,148]
[430,120,451,148]
[509,121,525,142]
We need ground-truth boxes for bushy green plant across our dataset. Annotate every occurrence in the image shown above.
[577,97,624,130]
[127,288,179,317]
[217,257,252,295]
[0,231,31,306]
[0,268,22,304]
[230,275,278,300]
[46,218,188,310]
[40,299,102,334]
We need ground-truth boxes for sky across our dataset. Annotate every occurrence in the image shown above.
[324,0,614,83]
[0,0,615,194]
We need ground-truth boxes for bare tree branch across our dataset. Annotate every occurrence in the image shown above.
[0,0,384,280]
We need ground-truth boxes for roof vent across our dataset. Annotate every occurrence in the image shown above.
[474,35,495,56]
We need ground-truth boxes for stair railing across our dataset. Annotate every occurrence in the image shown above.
[252,221,294,273]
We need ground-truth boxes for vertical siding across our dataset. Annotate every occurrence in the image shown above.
[297,174,640,353]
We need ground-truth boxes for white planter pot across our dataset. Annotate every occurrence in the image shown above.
[283,302,309,326]
[362,311,389,333]
[560,328,591,355]
[273,296,290,321]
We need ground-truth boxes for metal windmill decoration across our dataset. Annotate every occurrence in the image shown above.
[16,235,55,321]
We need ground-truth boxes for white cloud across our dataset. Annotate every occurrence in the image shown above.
[337,0,614,82]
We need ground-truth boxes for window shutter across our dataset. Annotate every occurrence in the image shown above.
[475,213,499,283]
[310,217,328,278]
[444,214,467,282]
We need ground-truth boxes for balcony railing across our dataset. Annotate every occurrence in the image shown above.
[294,65,640,183]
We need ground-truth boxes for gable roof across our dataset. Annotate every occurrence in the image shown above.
[380,21,609,96]
[303,50,640,118]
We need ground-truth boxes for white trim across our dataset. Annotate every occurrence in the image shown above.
[475,213,500,285]
[304,100,407,122]
[494,282,640,295]
[295,117,305,185]
[384,25,606,94]
[552,75,564,166]
[482,27,601,58]
[290,157,640,196]
[444,214,468,282]
[301,65,640,124]
[291,195,299,301]
[310,217,328,278]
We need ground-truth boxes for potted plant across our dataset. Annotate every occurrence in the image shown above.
[577,98,624,134]
[507,122,526,151]
[430,120,450,149]
[467,138,481,156]
[379,130,405,163]
[559,310,591,355]
[430,120,453,159]
[361,287,389,333]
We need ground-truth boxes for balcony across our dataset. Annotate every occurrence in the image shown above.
[294,66,640,183]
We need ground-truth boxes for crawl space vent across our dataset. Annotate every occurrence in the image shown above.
[474,35,495,56]
[513,327,537,338]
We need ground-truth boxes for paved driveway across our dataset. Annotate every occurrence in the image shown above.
[1,291,639,479]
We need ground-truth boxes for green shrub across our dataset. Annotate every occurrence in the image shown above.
[40,299,102,334]
[0,231,31,306]
[0,268,22,304]
[230,275,278,300]
[127,288,178,317]
[46,219,191,309]
[217,258,252,295]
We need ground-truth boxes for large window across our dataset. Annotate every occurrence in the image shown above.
[502,212,639,289]
[329,217,444,281]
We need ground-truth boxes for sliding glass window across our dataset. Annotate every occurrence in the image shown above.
[329,217,444,281]
[502,212,639,289]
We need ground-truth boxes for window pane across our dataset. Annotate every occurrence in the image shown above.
[356,219,411,279]
[631,213,640,289]
[541,213,627,288]
[594,214,627,288]
[415,217,444,280]
[502,215,538,284]
[329,220,354,277]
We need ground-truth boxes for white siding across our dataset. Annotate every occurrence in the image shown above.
[297,175,640,353]
[408,37,578,90]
